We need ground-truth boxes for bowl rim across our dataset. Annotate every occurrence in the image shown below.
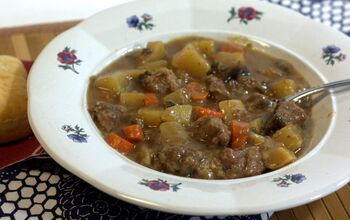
[28,0,350,215]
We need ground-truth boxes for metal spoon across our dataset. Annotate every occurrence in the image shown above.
[282,79,350,102]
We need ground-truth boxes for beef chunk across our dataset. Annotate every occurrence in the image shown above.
[139,68,179,94]
[210,61,243,81]
[219,147,265,178]
[226,79,246,97]
[237,75,267,93]
[246,93,277,113]
[192,116,231,147]
[226,79,239,93]
[158,145,265,179]
[157,146,199,176]
[210,51,246,81]
[195,157,225,179]
[220,148,245,170]
[157,146,225,179]
[205,75,230,101]
[244,147,265,176]
[91,101,127,132]
[265,101,307,133]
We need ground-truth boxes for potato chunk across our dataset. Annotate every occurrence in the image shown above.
[248,132,265,145]
[161,105,193,124]
[270,79,298,99]
[159,121,189,145]
[124,69,146,79]
[249,118,263,133]
[172,44,210,78]
[219,99,246,122]
[120,92,145,108]
[138,60,168,71]
[94,72,128,94]
[214,52,245,69]
[272,124,303,151]
[137,108,163,126]
[162,88,190,106]
[192,40,215,56]
[262,147,296,170]
[134,144,152,166]
[143,41,166,62]
[94,69,145,93]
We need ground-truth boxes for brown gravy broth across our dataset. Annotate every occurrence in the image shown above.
[87,36,312,179]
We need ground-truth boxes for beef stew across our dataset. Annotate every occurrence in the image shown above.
[87,36,312,179]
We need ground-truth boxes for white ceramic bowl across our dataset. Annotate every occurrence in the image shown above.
[28,0,350,215]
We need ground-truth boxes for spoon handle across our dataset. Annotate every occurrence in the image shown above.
[283,79,350,102]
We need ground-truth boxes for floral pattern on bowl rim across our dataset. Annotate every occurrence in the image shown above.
[57,47,82,74]
[126,13,154,31]
[322,45,346,65]
[139,179,182,192]
[227,7,263,24]
[61,125,88,143]
[272,173,306,187]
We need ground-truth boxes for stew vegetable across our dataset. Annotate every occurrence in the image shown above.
[88,36,311,179]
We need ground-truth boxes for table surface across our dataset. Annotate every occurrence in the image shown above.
[0,21,349,220]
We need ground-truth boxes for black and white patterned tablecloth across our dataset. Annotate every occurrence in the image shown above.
[263,0,350,35]
[0,157,269,220]
[1,1,350,219]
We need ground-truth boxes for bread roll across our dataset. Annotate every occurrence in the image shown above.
[0,55,32,143]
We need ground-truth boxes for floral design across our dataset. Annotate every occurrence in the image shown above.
[61,125,88,143]
[92,200,109,215]
[58,174,121,218]
[322,45,346,65]
[139,179,181,192]
[126,13,155,31]
[57,47,82,74]
[227,7,263,24]
[272,173,306,187]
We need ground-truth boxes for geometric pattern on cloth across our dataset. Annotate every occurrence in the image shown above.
[0,158,62,220]
[264,0,350,35]
[0,158,267,220]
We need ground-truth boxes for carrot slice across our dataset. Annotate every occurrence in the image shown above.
[144,93,158,106]
[195,107,223,119]
[230,120,250,149]
[220,43,244,53]
[186,82,208,101]
[105,132,135,154]
[122,124,144,142]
